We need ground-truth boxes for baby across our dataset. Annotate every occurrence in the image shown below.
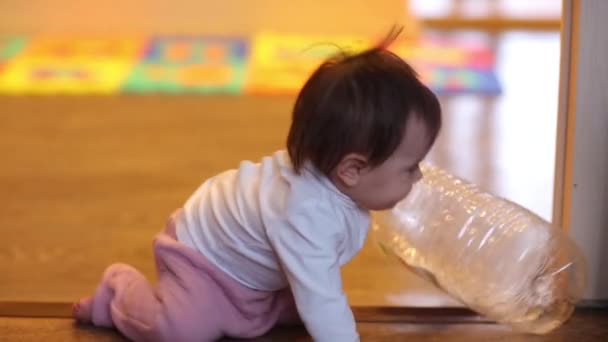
[73,30,442,342]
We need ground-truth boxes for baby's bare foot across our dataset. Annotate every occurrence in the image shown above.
[72,297,93,323]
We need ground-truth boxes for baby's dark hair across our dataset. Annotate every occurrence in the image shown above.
[287,27,442,175]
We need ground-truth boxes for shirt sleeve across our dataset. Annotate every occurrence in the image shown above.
[267,200,359,342]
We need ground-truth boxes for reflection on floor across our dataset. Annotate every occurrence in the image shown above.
[0,31,560,311]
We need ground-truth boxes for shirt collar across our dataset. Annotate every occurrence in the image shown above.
[301,161,360,210]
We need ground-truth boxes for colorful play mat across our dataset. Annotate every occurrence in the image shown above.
[0,33,501,96]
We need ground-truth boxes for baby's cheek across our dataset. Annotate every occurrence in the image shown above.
[400,182,413,199]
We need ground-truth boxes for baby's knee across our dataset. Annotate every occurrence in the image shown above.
[153,314,222,342]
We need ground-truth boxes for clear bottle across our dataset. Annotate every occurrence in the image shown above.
[373,164,587,334]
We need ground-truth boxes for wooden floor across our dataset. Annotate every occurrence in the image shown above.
[0,94,456,306]
[3,31,605,340]
[2,308,607,341]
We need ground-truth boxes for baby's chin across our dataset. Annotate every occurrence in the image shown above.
[367,199,401,212]
[385,201,401,211]
[383,193,412,210]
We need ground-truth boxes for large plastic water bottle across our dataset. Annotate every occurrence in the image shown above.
[373,164,587,334]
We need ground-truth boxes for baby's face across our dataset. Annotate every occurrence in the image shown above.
[352,117,431,211]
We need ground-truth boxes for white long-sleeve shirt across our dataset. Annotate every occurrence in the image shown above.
[175,150,370,341]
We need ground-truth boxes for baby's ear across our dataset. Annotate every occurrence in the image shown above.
[334,153,368,187]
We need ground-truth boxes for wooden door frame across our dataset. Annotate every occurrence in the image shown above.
[553,0,608,301]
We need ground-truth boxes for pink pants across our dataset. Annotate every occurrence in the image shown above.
[82,212,299,341]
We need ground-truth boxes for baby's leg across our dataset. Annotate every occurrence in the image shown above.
[74,263,164,340]
[73,263,146,327]
[74,236,224,341]
[274,288,302,326]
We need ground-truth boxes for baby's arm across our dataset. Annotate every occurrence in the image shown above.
[268,202,358,342]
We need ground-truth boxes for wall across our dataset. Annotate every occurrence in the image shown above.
[0,0,413,36]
